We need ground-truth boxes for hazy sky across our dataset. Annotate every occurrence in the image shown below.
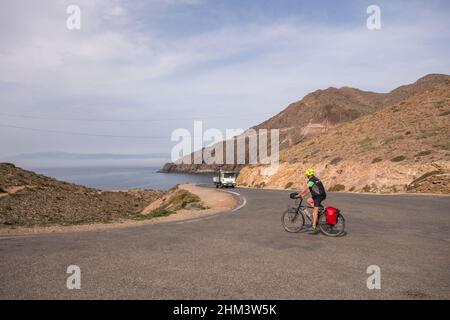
[0,0,449,164]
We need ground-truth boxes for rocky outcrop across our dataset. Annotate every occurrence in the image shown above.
[0,163,164,226]
[237,79,450,194]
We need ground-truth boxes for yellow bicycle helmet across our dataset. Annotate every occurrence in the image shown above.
[305,168,315,176]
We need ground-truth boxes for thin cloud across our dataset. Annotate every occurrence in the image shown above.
[0,0,449,159]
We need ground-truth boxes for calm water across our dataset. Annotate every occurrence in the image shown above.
[33,167,213,191]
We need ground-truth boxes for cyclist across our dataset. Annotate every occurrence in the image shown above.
[298,169,327,232]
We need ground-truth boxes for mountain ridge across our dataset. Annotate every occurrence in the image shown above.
[161,73,450,189]
[237,78,450,193]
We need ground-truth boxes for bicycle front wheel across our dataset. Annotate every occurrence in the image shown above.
[318,213,345,237]
[281,209,305,233]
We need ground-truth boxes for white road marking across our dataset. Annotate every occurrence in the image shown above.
[224,190,240,196]
[221,190,247,212]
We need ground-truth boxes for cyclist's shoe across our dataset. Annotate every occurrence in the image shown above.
[307,225,319,234]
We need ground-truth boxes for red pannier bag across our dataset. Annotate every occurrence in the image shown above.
[325,206,339,225]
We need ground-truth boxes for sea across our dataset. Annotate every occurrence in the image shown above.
[32,166,213,191]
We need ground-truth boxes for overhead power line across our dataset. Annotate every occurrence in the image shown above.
[0,123,168,139]
[0,111,274,123]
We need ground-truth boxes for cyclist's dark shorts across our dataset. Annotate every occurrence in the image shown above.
[312,195,326,207]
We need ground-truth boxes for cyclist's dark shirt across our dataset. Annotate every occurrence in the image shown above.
[307,176,326,197]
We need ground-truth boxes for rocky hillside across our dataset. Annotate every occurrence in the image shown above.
[237,80,450,194]
[255,74,450,148]
[162,74,450,173]
[0,163,167,227]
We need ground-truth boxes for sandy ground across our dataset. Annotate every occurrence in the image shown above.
[0,184,237,236]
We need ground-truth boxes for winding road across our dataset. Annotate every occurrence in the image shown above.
[1,187,449,299]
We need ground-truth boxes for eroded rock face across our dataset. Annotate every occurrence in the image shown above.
[407,172,450,194]
[237,161,450,194]
[237,80,450,194]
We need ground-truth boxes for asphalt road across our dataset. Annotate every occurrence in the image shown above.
[1,187,449,299]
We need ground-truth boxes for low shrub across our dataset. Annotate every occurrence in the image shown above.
[330,157,343,165]
[391,155,406,162]
[285,182,293,189]
[434,101,444,108]
[415,150,432,157]
[151,210,174,218]
[358,137,374,151]
[416,127,441,139]
[410,170,444,185]
[433,141,450,151]
[328,184,345,192]
[371,157,383,164]
[163,189,205,211]
[384,135,404,144]
[131,210,174,221]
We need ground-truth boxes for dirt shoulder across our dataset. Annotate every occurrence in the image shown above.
[0,184,237,236]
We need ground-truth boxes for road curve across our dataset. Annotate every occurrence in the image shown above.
[1,188,449,299]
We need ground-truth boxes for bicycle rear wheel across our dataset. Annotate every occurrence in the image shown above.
[318,213,345,237]
[281,209,305,233]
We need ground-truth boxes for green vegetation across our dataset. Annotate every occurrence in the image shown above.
[131,210,175,221]
[130,189,208,222]
[433,141,450,151]
[383,134,404,144]
[258,182,266,188]
[391,155,406,162]
[371,157,383,164]
[328,184,345,192]
[434,100,444,109]
[329,157,343,165]
[60,218,114,226]
[410,170,444,185]
[358,137,374,151]
[416,127,441,139]
[285,182,293,189]
[358,137,372,146]
[362,185,372,192]
[163,189,206,211]
[152,209,175,218]
[415,150,432,157]
[129,209,175,221]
